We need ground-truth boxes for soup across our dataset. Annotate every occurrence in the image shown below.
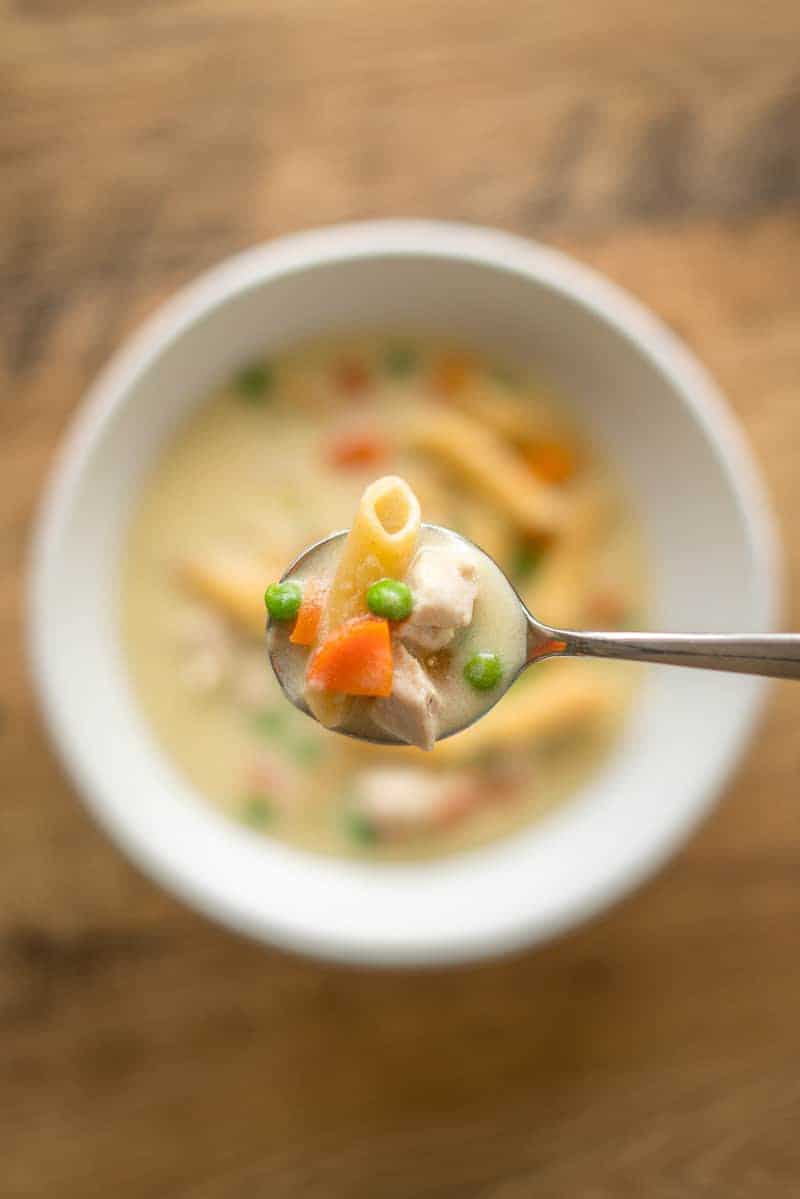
[121,335,646,858]
[268,476,529,748]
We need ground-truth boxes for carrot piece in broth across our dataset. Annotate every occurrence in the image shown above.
[290,581,326,646]
[306,617,393,696]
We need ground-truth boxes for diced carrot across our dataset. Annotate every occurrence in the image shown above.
[290,580,326,646]
[334,359,371,395]
[524,441,576,484]
[306,617,393,697]
[430,353,473,398]
[327,429,389,469]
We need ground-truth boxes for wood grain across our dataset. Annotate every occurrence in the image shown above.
[2,2,800,1195]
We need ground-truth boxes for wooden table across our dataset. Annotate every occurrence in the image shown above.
[3,3,800,1194]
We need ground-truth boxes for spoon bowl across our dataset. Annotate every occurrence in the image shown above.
[268,523,534,744]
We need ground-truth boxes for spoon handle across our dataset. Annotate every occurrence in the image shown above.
[549,630,800,680]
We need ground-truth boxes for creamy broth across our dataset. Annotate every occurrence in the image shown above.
[121,335,646,858]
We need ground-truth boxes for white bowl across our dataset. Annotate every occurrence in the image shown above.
[28,221,779,965]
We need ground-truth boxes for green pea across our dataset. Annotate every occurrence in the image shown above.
[511,541,546,582]
[384,344,416,377]
[252,707,287,737]
[265,580,302,621]
[343,808,378,846]
[464,651,503,691]
[366,577,413,621]
[240,795,273,828]
[291,737,323,768]
[235,361,274,402]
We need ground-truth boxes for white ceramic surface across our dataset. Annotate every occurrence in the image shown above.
[28,221,779,965]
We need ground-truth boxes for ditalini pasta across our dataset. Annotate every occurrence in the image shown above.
[121,333,646,858]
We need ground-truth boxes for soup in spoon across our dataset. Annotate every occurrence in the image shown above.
[267,476,528,750]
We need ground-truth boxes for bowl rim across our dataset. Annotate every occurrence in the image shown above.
[27,220,781,964]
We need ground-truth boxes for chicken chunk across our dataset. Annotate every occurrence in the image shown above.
[353,767,480,836]
[400,623,456,653]
[400,544,478,654]
[370,642,441,751]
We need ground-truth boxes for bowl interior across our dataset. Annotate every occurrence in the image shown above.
[30,226,776,963]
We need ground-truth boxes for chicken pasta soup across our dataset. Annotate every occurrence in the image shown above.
[268,477,529,749]
[121,336,646,858]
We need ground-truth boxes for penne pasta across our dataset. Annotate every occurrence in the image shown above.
[427,664,625,764]
[342,663,625,768]
[179,551,274,639]
[456,494,515,568]
[451,376,563,446]
[524,477,616,627]
[306,476,421,726]
[316,475,421,638]
[403,406,565,537]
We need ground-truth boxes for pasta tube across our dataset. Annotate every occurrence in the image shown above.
[452,377,562,446]
[428,664,625,764]
[343,663,626,767]
[306,476,421,726]
[403,407,565,536]
[524,477,615,627]
[179,551,273,639]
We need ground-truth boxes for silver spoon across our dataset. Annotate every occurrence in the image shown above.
[268,524,797,746]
